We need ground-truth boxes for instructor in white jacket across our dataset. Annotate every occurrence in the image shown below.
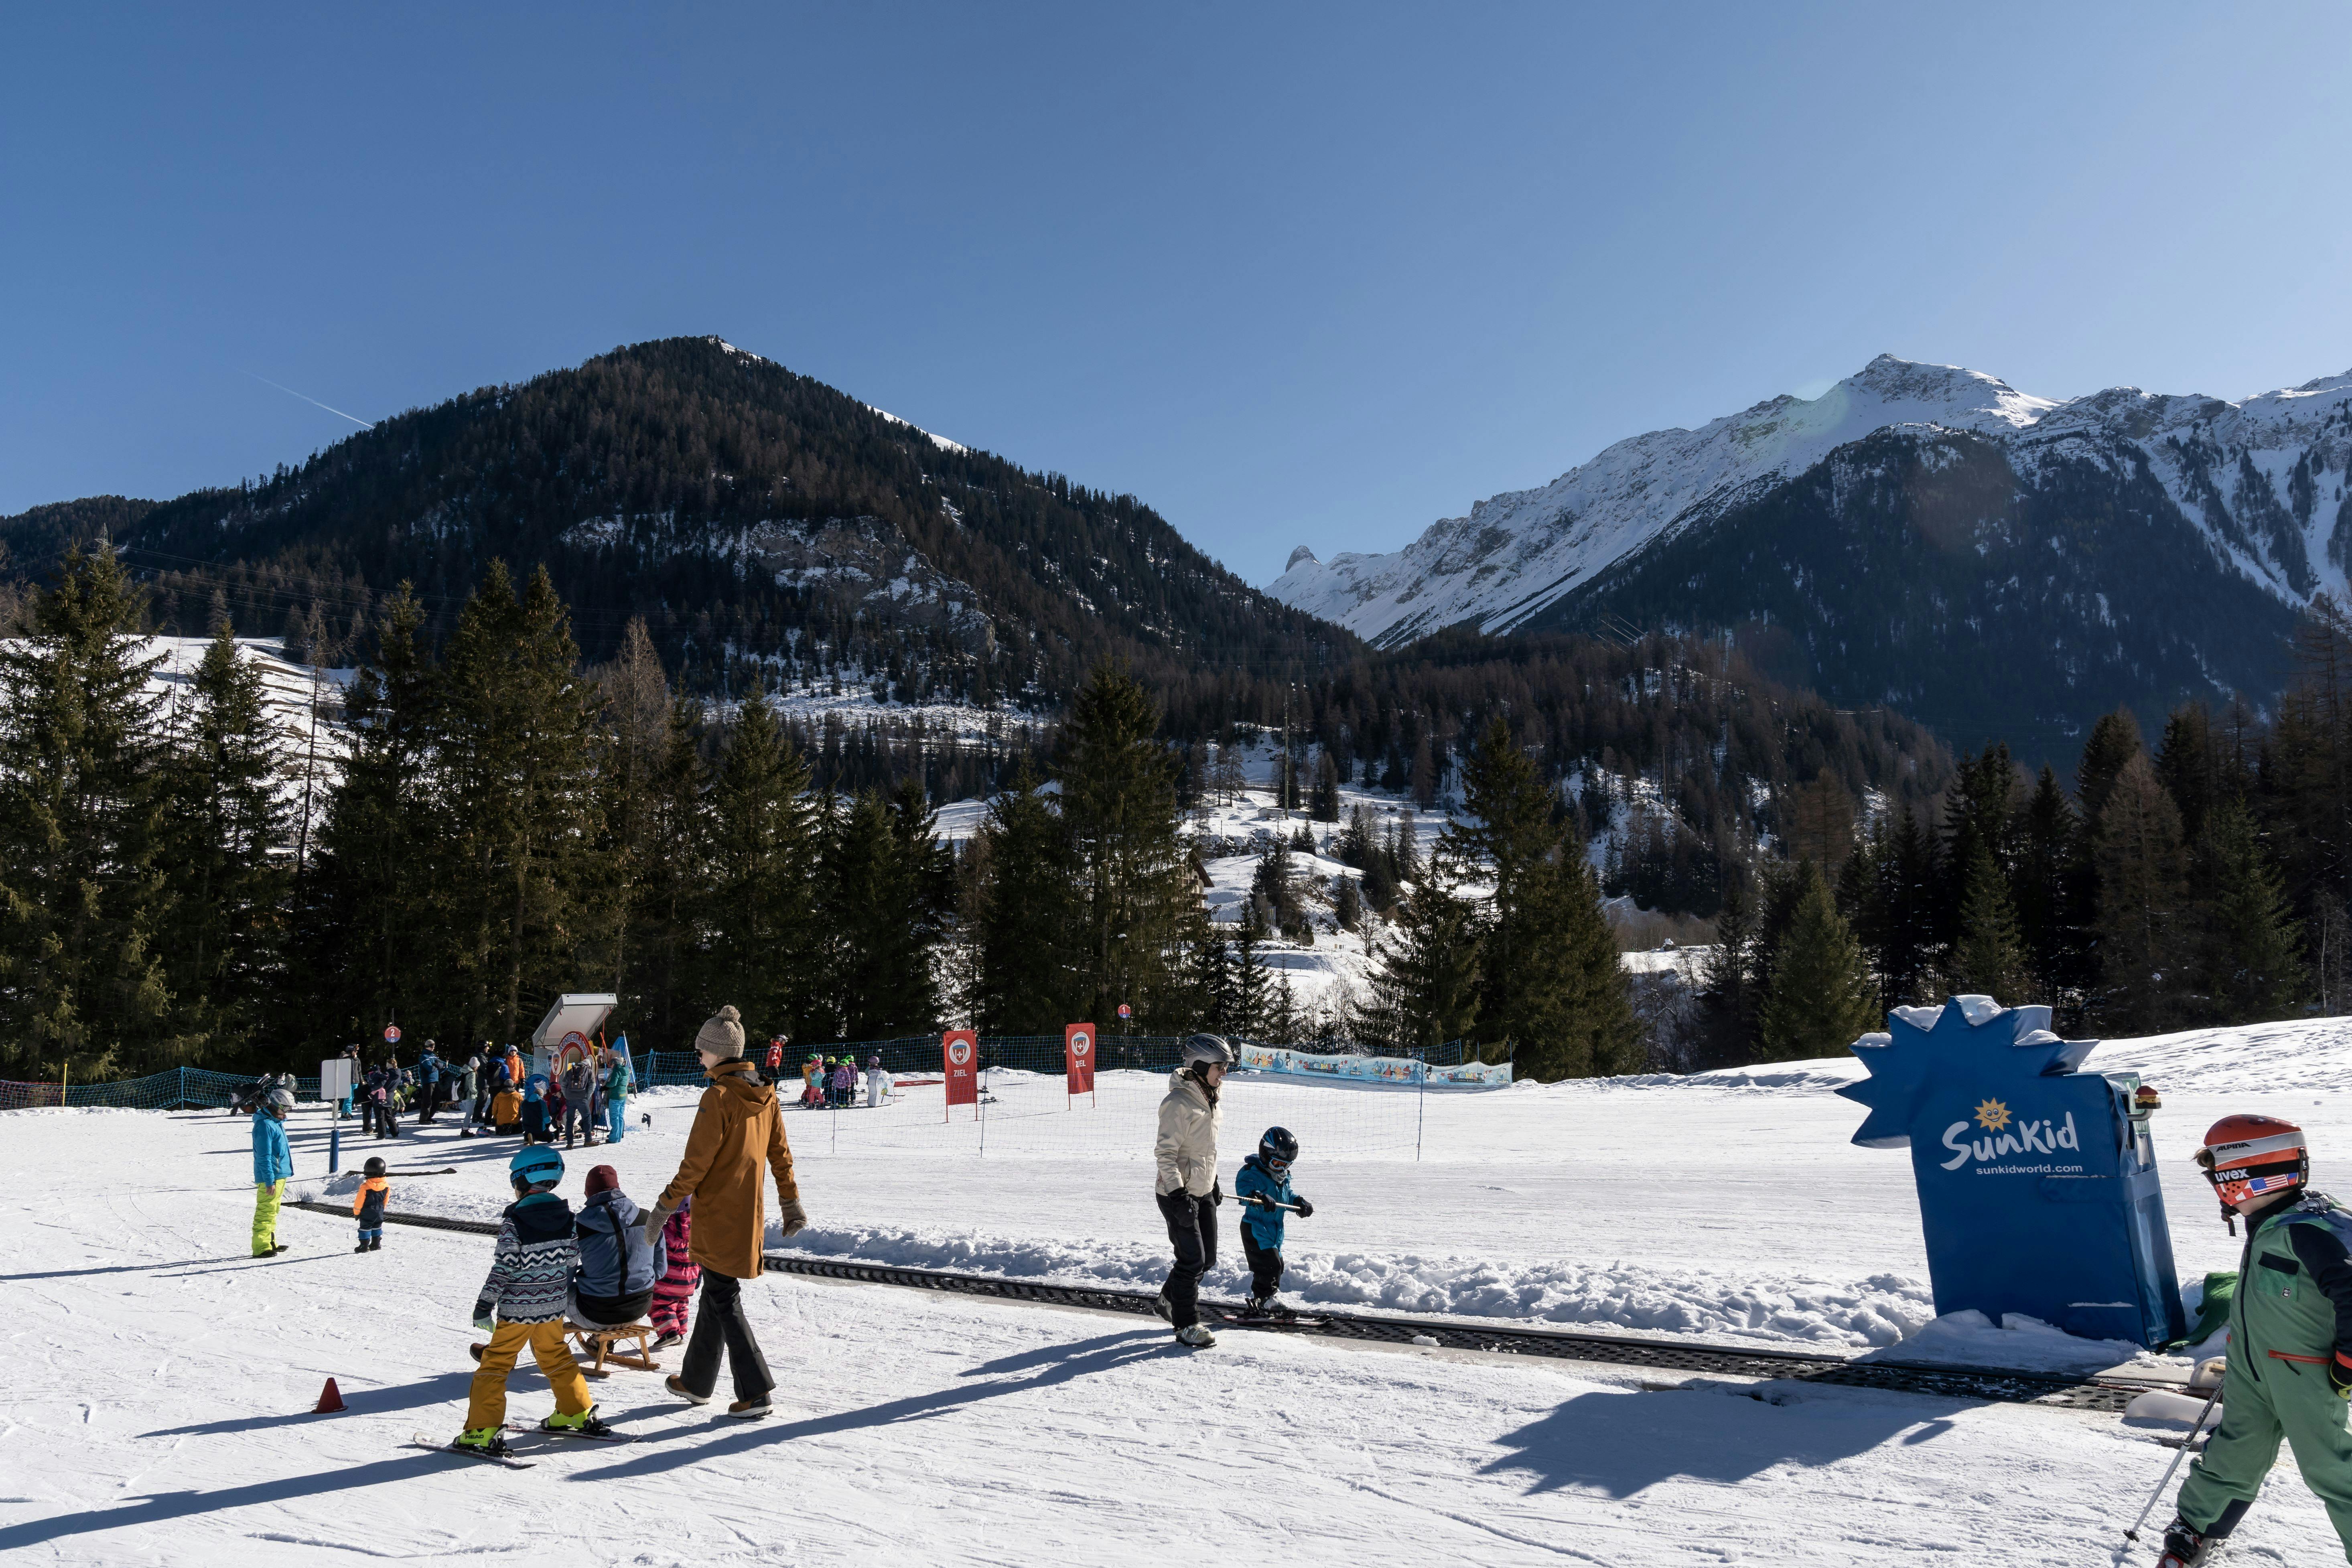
[1153,1034,1234,1347]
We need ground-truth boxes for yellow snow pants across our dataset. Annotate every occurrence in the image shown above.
[465,1319,592,1432]
[251,1181,284,1255]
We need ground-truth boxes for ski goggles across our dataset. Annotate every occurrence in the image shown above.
[2196,1132,2305,1203]
[1261,1155,1291,1178]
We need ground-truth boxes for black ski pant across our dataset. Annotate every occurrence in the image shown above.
[1241,1231,1284,1300]
[1157,1191,1218,1328]
[678,1268,773,1403]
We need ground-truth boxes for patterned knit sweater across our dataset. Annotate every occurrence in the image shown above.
[475,1193,578,1325]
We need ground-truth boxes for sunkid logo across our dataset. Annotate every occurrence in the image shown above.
[1939,1096,2080,1170]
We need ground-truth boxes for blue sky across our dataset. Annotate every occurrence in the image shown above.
[5,3,2350,585]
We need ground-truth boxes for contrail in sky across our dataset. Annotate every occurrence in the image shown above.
[240,371,375,429]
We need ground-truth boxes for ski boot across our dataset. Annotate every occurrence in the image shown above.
[1239,1293,1292,1323]
[542,1406,615,1438]
[355,1240,369,1253]
[2154,1513,2224,1567]
[453,1426,510,1457]
[1175,1323,1218,1348]
[369,1237,382,1252]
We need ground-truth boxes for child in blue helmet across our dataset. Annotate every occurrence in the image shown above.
[522,1068,551,1144]
[1233,1126,1313,1317]
[454,1144,608,1456]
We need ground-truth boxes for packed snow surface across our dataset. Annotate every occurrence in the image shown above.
[11,1014,2352,1564]
[1272,353,2352,645]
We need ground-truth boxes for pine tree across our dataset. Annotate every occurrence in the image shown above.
[1334,873,1363,930]
[2194,795,2305,1024]
[2075,708,2145,835]
[2090,753,2192,1031]
[1947,843,2028,1004]
[158,624,292,1058]
[0,547,178,1077]
[1265,968,1301,1045]
[1757,862,1879,1061]
[1880,805,1939,1006]
[704,678,823,1040]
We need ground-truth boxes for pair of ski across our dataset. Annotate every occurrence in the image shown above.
[1206,1304,1330,1332]
[409,1420,634,1469]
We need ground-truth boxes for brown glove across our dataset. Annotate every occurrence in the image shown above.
[775,1197,809,1239]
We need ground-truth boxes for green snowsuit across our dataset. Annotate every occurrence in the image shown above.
[2177,1192,2352,1558]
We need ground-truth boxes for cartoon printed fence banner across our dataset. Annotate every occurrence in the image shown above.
[1233,1045,1510,1089]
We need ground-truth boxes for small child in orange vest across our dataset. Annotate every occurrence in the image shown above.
[353,1156,389,1252]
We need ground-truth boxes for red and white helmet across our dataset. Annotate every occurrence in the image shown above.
[2195,1115,2308,1211]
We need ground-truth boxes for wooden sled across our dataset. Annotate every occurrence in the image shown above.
[569,1322,660,1377]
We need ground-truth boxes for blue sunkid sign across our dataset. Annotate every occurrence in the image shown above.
[1839,996,2185,1349]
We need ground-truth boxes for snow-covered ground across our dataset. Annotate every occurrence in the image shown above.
[12,1017,2352,1564]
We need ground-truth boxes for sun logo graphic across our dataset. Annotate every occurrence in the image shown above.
[1941,1093,2077,1170]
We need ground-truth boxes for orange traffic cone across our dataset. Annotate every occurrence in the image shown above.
[314,1377,347,1414]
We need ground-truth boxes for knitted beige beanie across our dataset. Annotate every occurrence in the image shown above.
[694,1005,746,1059]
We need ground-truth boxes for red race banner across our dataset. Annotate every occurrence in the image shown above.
[942,1030,979,1115]
[1065,1023,1096,1097]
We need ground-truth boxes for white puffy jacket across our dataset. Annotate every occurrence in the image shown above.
[1154,1068,1222,1197]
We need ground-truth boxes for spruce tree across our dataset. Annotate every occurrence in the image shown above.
[0,547,177,1077]
[828,787,941,1037]
[1757,862,1879,1061]
[2090,753,2192,1031]
[1056,662,1198,1030]
[1229,905,1272,1036]
[2075,708,2145,835]
[158,624,292,1058]
[1947,843,2028,1004]
[1353,875,1479,1054]
[1311,749,1341,822]
[434,563,603,1045]
[2194,795,2305,1024]
[2013,766,2085,1018]
[974,761,1077,1034]
[1334,873,1363,931]
[290,583,438,1049]
[704,678,823,1040]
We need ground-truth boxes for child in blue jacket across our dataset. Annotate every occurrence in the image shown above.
[250,1088,294,1256]
[522,1071,551,1144]
[1233,1126,1313,1316]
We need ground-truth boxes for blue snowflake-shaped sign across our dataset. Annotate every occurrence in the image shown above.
[1839,996,2182,1349]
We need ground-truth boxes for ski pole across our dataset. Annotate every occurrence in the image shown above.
[2120,1377,2224,1552]
[1240,1197,1303,1213]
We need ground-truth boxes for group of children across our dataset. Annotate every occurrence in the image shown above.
[453,1146,697,1456]
[798,1052,889,1110]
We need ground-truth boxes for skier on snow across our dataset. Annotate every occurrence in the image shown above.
[455,1144,610,1456]
[1234,1125,1313,1319]
[2157,1115,2352,1566]
[250,1085,294,1256]
[1153,1034,1232,1348]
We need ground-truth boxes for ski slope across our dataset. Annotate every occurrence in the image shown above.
[9,1019,2352,1564]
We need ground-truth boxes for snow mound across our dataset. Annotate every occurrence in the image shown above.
[1863,1310,2149,1375]
[776,1223,1935,1349]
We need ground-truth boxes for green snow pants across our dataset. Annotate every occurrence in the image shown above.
[2178,1355,2352,1559]
[252,1180,284,1256]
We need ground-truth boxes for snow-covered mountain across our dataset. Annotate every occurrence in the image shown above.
[1272,355,2352,752]
[1274,355,2352,645]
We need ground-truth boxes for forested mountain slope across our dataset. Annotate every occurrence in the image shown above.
[1273,355,2352,755]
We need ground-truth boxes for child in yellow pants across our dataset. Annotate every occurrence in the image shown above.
[455,1144,611,1455]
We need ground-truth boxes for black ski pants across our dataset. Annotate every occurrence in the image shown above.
[678,1269,773,1403]
[1241,1230,1284,1300]
[1157,1191,1218,1328]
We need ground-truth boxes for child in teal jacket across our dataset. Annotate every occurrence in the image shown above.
[1233,1126,1312,1316]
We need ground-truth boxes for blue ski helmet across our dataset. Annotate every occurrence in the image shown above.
[509,1144,565,1192]
[1259,1126,1298,1171]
